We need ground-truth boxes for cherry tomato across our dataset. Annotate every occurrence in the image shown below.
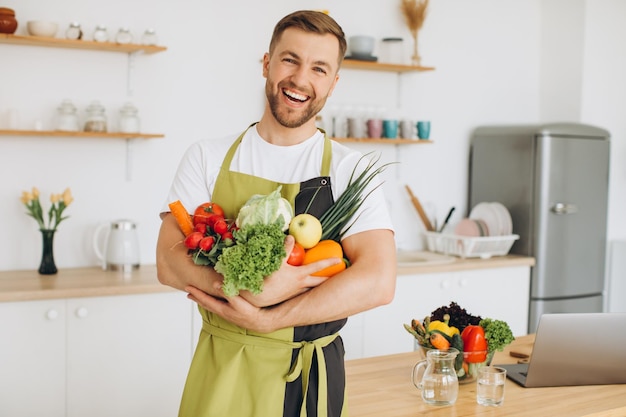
[199,236,215,252]
[193,202,225,225]
[183,232,204,250]
[287,242,305,266]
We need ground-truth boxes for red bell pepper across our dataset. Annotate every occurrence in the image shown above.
[461,325,488,363]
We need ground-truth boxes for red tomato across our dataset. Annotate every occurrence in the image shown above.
[287,242,305,266]
[184,232,204,249]
[193,202,225,225]
[199,236,215,252]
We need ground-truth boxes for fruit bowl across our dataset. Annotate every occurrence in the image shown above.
[27,20,58,38]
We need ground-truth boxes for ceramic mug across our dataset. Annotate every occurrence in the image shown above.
[347,117,365,138]
[417,120,431,139]
[400,119,416,139]
[366,119,383,138]
[383,119,399,139]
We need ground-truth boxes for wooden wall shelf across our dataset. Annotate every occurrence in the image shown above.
[333,137,432,144]
[0,34,166,54]
[0,129,165,139]
[342,59,435,73]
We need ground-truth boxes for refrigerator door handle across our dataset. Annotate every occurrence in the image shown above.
[551,202,579,215]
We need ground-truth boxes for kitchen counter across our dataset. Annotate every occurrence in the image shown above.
[0,255,534,302]
[397,254,535,275]
[345,334,626,417]
[0,265,172,302]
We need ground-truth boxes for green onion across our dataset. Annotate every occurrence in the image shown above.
[320,152,396,242]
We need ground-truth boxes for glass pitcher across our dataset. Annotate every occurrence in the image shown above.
[412,348,459,406]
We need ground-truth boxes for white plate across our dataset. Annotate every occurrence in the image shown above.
[397,250,456,266]
[490,202,513,235]
[469,202,499,237]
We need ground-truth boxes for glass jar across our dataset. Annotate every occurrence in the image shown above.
[56,99,80,132]
[380,37,405,64]
[84,101,107,132]
[118,102,140,133]
[93,25,109,42]
[115,27,133,44]
[141,28,158,46]
[65,22,82,40]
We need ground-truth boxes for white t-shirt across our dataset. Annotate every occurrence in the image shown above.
[162,126,394,239]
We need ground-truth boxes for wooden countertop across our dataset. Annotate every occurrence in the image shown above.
[0,254,534,302]
[0,265,173,302]
[345,334,626,417]
[397,254,535,275]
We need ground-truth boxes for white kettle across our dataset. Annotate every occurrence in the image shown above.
[93,219,140,271]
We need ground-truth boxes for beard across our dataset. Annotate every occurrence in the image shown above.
[266,81,327,128]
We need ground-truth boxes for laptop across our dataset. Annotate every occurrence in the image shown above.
[496,312,626,387]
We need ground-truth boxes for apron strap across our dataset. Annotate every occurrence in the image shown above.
[320,128,332,177]
[203,320,337,417]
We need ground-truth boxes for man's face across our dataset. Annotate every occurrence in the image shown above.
[263,28,340,128]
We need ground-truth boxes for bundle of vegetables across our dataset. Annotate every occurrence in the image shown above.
[215,187,294,296]
[404,301,515,383]
[168,152,393,296]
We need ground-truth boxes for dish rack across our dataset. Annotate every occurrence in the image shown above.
[423,232,520,259]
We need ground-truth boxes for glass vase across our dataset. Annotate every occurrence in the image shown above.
[39,229,58,275]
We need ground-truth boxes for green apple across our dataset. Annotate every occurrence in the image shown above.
[289,213,323,249]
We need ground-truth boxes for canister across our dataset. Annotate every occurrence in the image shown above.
[380,37,405,64]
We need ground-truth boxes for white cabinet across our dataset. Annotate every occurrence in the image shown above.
[0,299,66,416]
[341,266,530,359]
[0,292,193,417]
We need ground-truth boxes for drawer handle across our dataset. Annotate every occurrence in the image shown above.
[75,307,89,319]
[46,309,59,320]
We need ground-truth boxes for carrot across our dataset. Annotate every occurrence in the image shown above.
[168,200,194,236]
[429,332,451,350]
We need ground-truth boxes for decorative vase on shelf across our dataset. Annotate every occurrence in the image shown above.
[411,35,421,66]
[38,229,58,275]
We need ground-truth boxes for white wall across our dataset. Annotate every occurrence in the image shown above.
[0,0,623,271]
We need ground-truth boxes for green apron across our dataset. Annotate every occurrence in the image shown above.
[178,126,348,417]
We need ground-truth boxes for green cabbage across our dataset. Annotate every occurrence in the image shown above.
[235,186,293,231]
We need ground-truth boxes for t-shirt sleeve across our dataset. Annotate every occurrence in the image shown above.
[160,139,229,216]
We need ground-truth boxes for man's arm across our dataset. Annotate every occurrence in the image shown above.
[156,213,337,301]
[186,228,397,333]
[156,213,224,296]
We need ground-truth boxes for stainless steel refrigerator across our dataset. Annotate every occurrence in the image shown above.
[468,123,610,333]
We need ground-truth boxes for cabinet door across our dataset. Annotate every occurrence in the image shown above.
[66,292,193,417]
[0,299,66,417]
[360,272,454,358]
[448,267,530,336]
[358,267,531,358]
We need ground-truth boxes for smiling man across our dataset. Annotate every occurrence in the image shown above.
[156,10,396,417]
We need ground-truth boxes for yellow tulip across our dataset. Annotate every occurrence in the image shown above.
[62,188,73,206]
[31,187,40,198]
[20,191,32,204]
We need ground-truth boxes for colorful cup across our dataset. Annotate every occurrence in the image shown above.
[383,119,399,139]
[366,118,383,138]
[417,121,431,139]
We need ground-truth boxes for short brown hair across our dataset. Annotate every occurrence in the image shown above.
[269,10,347,66]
